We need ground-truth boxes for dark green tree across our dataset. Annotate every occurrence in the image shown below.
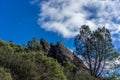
[74,25,117,77]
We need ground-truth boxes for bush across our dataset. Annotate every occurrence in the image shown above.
[0,67,12,80]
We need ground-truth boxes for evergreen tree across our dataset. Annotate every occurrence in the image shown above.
[27,38,42,51]
[74,25,118,77]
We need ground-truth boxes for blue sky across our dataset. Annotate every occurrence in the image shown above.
[1,0,120,51]
[0,0,74,49]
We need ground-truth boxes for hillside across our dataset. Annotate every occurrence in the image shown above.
[0,38,111,80]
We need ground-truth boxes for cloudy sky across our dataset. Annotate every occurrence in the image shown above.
[1,0,120,50]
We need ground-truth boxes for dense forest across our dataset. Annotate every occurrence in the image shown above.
[0,25,119,80]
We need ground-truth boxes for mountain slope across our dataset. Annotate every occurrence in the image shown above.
[0,38,111,80]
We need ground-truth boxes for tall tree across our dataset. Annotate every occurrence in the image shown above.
[74,25,117,77]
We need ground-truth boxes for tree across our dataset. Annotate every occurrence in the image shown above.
[27,38,42,51]
[74,25,117,77]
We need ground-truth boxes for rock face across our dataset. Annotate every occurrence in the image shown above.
[48,42,74,63]
[56,42,74,62]
[40,38,50,55]
[40,39,85,67]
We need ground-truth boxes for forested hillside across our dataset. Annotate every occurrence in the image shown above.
[0,36,117,80]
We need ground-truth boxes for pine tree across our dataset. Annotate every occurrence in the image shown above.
[74,25,118,77]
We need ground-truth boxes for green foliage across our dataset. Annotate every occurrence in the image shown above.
[63,61,100,80]
[0,38,116,80]
[0,40,67,80]
[35,53,67,80]
[0,40,13,52]
[9,41,23,52]
[0,67,12,80]
[63,61,75,71]
[26,38,42,51]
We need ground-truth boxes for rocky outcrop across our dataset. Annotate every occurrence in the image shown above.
[56,42,74,62]
[48,42,74,63]
[40,38,50,55]
[40,38,85,68]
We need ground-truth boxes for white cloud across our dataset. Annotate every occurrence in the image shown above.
[32,0,120,39]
